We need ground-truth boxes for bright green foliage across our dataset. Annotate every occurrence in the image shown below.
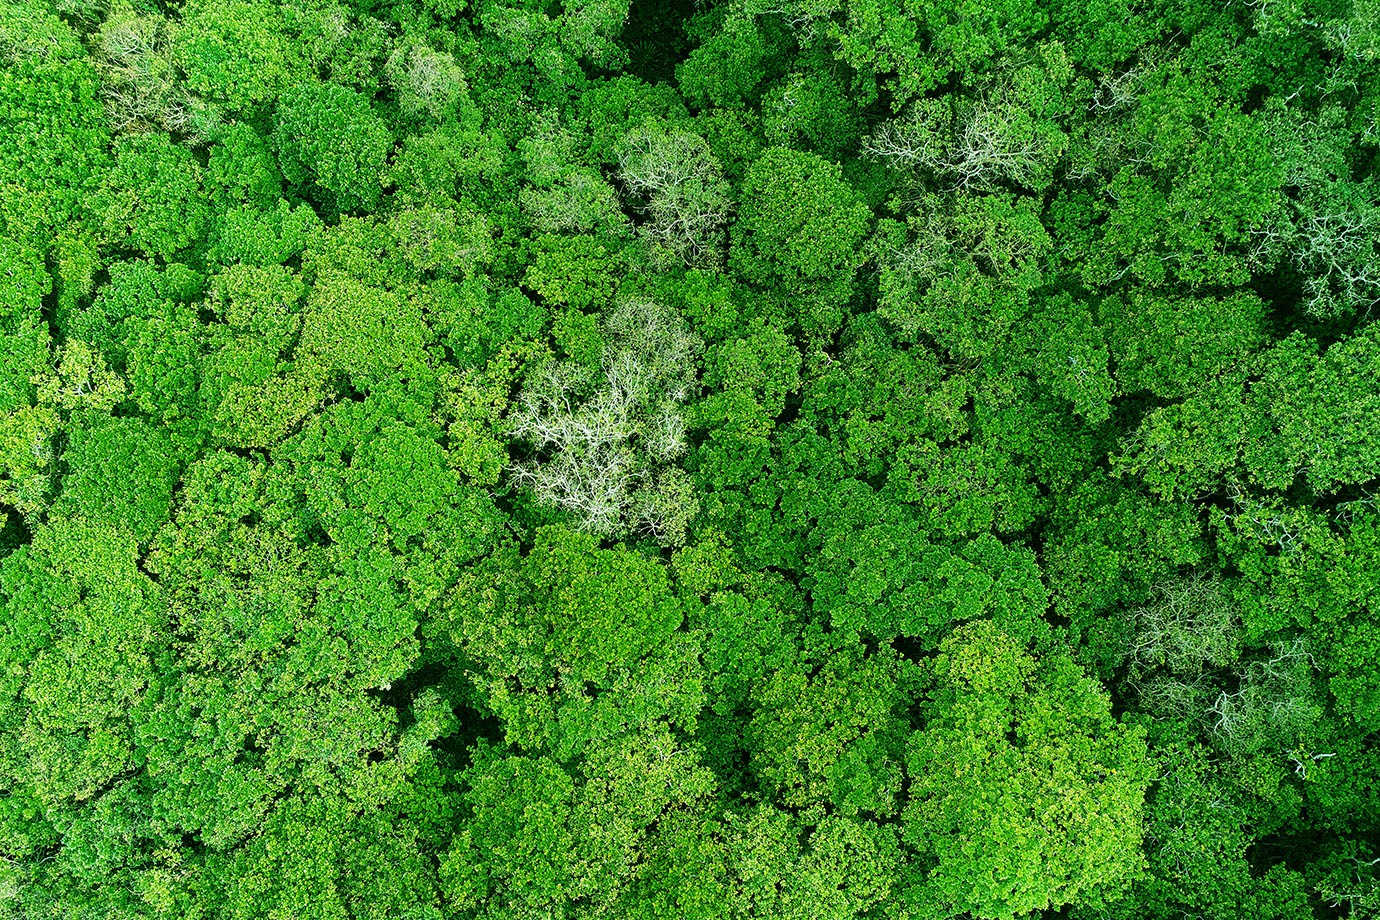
[301,268,423,384]
[55,418,178,544]
[206,123,288,211]
[763,54,864,161]
[477,0,632,82]
[200,263,320,447]
[0,4,110,251]
[719,807,903,919]
[296,221,432,392]
[575,724,719,909]
[65,259,204,437]
[874,191,1052,360]
[748,640,906,814]
[523,233,623,310]
[808,487,1047,645]
[132,445,457,913]
[835,0,1052,104]
[529,521,686,676]
[1028,293,1115,421]
[1121,324,1380,498]
[1250,328,1380,492]
[1101,292,1268,399]
[451,525,702,755]
[214,793,440,920]
[209,199,322,267]
[795,815,903,918]
[0,242,54,517]
[390,205,492,278]
[0,339,129,517]
[677,12,776,110]
[285,1,388,95]
[732,147,872,336]
[1316,515,1380,732]
[1063,61,1284,290]
[7,0,1380,916]
[174,0,301,109]
[96,132,210,260]
[905,621,1153,918]
[690,315,801,493]
[9,518,161,806]
[693,586,796,719]
[442,752,577,917]
[1102,744,1309,920]
[275,82,393,214]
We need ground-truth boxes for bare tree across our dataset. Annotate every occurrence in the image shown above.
[1089,66,1147,113]
[602,296,699,399]
[385,42,467,121]
[519,113,624,234]
[864,79,1065,193]
[617,125,731,269]
[1294,190,1380,318]
[949,93,1060,191]
[508,299,701,544]
[95,7,212,138]
[1254,107,1380,318]
[1128,574,1241,675]
[510,362,641,536]
[862,99,951,174]
[1208,638,1320,759]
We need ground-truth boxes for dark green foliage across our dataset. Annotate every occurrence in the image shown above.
[4,0,1379,916]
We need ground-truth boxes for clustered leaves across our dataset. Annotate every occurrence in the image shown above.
[3,0,1380,917]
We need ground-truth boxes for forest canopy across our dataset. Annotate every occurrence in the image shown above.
[3,0,1380,917]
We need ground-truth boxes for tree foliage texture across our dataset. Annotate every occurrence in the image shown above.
[3,0,1380,917]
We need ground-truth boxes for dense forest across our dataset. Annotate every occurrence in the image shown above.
[3,0,1380,915]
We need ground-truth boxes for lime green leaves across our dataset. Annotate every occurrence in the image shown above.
[906,622,1152,918]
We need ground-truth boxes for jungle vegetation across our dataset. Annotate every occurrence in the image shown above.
[3,0,1380,916]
